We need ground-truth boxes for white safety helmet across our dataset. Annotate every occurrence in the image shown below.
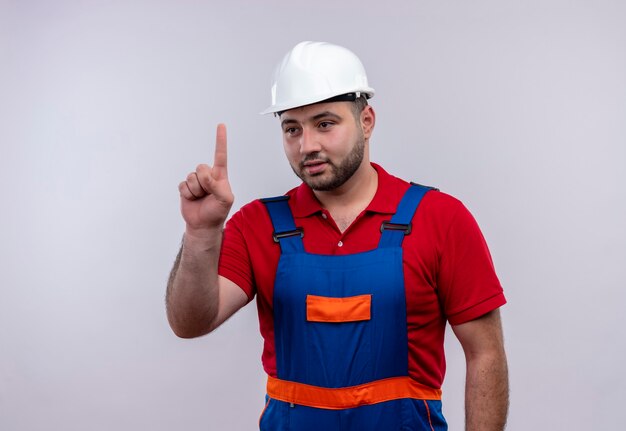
[260,41,375,115]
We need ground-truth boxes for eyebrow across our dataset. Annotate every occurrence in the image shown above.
[281,111,343,128]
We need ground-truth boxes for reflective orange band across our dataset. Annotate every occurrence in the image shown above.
[266,376,442,410]
[306,294,371,323]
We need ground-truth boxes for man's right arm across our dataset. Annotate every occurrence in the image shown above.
[165,124,248,338]
[166,232,248,338]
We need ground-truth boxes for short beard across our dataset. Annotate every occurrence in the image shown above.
[293,131,365,192]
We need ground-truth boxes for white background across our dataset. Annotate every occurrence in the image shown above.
[1,1,625,429]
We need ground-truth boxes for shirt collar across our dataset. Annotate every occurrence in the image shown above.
[290,163,408,218]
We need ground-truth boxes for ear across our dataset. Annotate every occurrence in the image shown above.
[360,105,376,139]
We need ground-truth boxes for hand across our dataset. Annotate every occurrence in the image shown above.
[178,124,234,237]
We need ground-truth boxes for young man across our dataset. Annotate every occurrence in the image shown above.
[167,41,508,431]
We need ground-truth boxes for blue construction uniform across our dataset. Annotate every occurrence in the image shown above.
[259,184,447,431]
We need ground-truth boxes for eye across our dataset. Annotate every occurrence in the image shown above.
[284,126,300,136]
[318,121,334,130]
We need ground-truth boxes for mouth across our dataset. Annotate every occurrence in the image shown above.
[301,160,328,175]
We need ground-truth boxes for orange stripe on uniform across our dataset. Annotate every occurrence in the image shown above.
[258,397,271,428]
[266,376,442,410]
[423,399,435,431]
[306,294,371,323]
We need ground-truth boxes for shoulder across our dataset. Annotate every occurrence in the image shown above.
[373,163,465,213]
[421,189,467,217]
[226,185,301,228]
[417,189,484,241]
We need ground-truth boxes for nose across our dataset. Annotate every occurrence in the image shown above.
[299,127,322,155]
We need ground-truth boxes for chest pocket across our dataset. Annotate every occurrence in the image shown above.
[306,294,372,323]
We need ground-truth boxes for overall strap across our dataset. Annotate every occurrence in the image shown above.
[378,183,437,248]
[261,196,304,254]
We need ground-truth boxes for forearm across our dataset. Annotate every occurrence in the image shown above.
[464,350,509,431]
[166,229,223,338]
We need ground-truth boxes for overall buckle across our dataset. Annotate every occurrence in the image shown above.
[272,228,304,243]
[380,221,412,235]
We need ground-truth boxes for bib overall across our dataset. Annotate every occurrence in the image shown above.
[259,184,447,431]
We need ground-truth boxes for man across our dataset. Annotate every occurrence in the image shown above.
[167,41,508,430]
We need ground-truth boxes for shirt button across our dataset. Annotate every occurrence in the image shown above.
[321,213,327,219]
[337,241,343,247]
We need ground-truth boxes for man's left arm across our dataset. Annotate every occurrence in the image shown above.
[452,308,509,431]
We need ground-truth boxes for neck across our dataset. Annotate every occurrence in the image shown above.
[313,160,378,230]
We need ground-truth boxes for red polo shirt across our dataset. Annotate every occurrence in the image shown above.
[219,163,505,389]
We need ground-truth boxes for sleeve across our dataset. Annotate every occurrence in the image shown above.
[437,202,506,325]
[218,209,256,302]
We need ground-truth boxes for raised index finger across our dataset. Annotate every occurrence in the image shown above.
[213,123,228,177]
